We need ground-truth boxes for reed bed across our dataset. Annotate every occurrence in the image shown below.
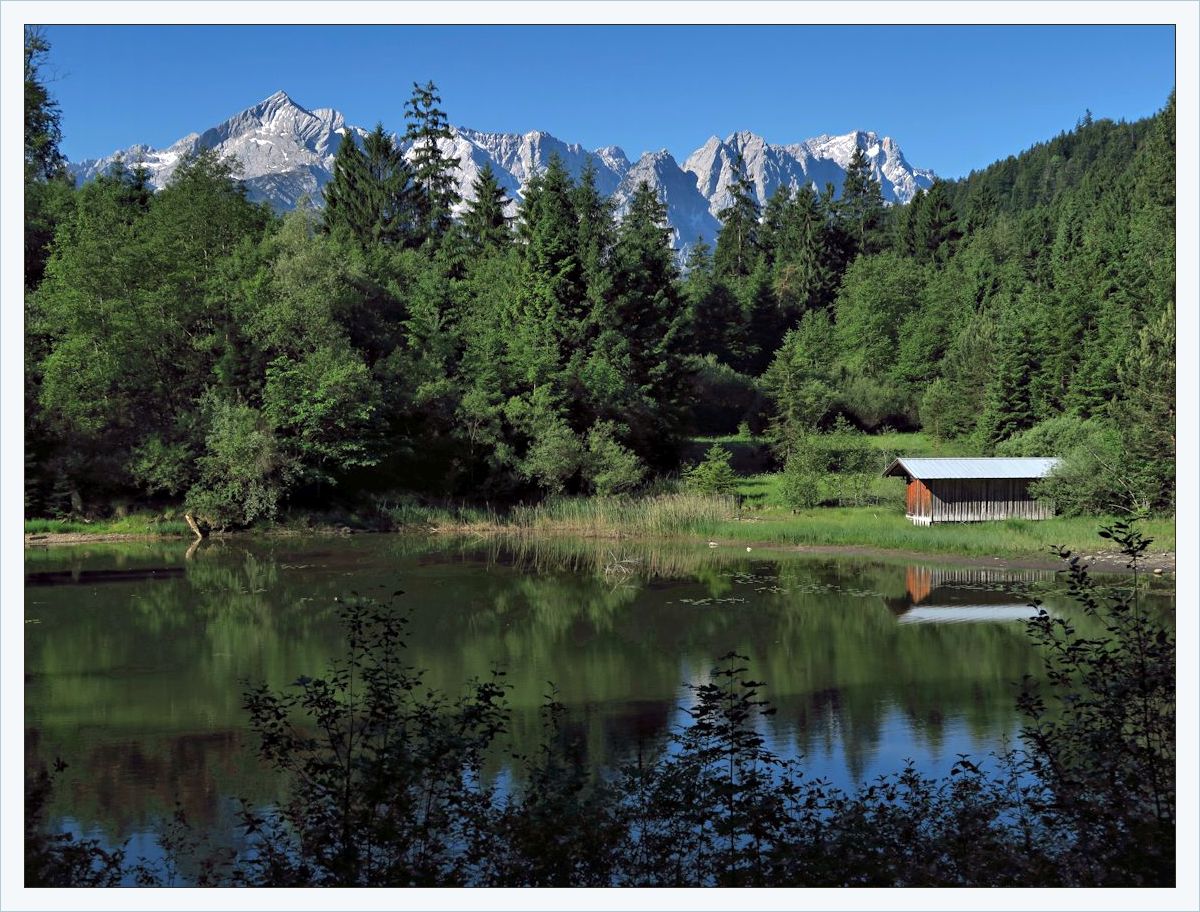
[510,493,740,537]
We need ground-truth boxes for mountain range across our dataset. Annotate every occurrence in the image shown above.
[70,90,937,255]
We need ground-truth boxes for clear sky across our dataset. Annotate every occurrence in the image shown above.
[41,24,1175,179]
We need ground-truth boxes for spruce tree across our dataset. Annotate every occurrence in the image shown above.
[892,187,925,258]
[740,258,782,376]
[609,181,691,460]
[461,162,512,251]
[322,131,369,238]
[914,181,961,264]
[403,80,460,243]
[1110,301,1175,510]
[572,158,618,317]
[322,124,413,246]
[979,310,1039,448]
[510,155,585,389]
[836,146,885,260]
[760,183,793,267]
[684,240,746,366]
[713,152,762,280]
[771,184,830,317]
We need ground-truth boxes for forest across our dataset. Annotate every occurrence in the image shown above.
[24,31,1177,529]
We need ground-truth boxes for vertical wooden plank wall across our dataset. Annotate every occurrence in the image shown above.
[926,478,1053,522]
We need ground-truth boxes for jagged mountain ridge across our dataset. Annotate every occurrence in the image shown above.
[70,90,936,253]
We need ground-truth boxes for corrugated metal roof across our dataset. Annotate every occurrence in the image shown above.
[882,457,1061,480]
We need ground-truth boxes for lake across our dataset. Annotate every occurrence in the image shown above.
[24,533,1170,866]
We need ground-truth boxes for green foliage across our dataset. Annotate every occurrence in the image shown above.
[761,311,836,458]
[978,305,1040,448]
[1109,302,1175,511]
[919,312,999,440]
[1026,424,1133,517]
[835,146,886,258]
[23,83,1175,523]
[24,27,65,182]
[24,29,74,288]
[186,397,288,529]
[461,162,513,251]
[683,444,739,496]
[130,435,194,497]
[687,354,761,436]
[833,252,926,378]
[263,345,381,484]
[1018,521,1174,885]
[713,153,761,280]
[912,180,961,264]
[778,435,825,510]
[583,422,646,495]
[239,597,509,885]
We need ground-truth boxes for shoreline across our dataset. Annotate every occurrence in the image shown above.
[23,526,1176,575]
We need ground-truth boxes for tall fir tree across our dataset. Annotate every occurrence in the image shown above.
[770,184,832,317]
[713,153,762,281]
[914,181,961,264]
[836,145,885,260]
[572,158,618,321]
[511,155,585,388]
[322,124,413,246]
[403,80,460,243]
[608,181,691,460]
[683,240,747,367]
[979,309,1040,448]
[892,187,925,258]
[461,162,512,252]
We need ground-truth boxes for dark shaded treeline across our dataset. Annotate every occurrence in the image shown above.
[24,29,1175,525]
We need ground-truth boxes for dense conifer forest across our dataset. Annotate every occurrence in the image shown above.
[24,30,1176,527]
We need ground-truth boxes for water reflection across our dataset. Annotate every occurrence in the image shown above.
[887,566,1052,624]
[25,535,1171,855]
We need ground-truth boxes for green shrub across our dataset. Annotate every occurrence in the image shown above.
[682,444,739,495]
[583,421,646,496]
[778,437,825,510]
[186,397,290,529]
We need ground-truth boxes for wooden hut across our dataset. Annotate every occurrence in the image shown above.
[882,457,1060,525]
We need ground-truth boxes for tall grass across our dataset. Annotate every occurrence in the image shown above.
[364,489,1174,561]
[511,493,740,537]
[24,515,191,536]
[370,496,502,530]
[704,506,1176,557]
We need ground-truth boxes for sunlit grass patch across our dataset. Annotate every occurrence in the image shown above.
[24,514,191,536]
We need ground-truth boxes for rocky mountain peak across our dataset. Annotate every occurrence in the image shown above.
[70,91,936,258]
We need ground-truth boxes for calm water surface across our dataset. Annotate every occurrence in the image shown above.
[24,534,1171,857]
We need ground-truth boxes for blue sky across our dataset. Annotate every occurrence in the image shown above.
[42,24,1175,179]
